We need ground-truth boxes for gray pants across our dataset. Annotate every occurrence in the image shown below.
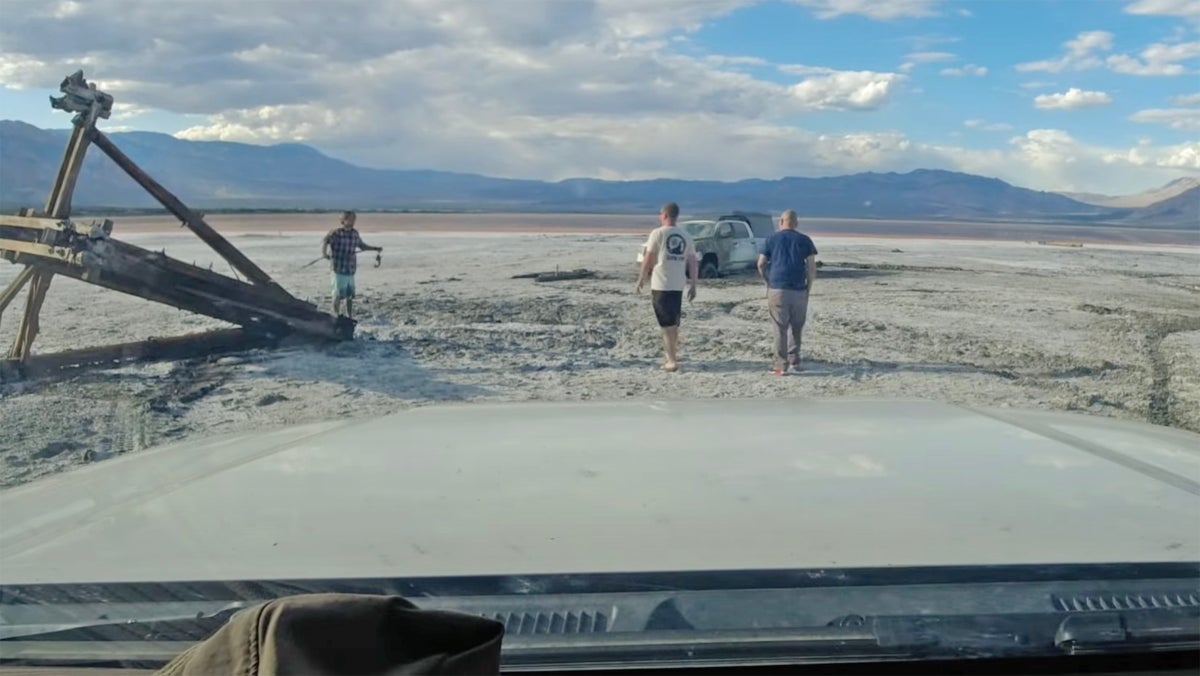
[768,288,809,369]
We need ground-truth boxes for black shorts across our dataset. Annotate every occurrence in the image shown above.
[651,290,683,327]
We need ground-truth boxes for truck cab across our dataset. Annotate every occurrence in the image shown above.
[636,213,774,278]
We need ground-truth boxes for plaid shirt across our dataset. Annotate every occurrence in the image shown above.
[324,228,365,275]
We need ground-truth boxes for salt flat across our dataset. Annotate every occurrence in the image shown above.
[1,228,1198,487]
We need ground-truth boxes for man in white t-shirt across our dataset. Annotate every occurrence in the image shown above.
[636,202,698,372]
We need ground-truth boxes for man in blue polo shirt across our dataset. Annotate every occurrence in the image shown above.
[757,209,818,375]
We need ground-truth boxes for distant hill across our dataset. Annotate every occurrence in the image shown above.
[1061,177,1200,209]
[1119,185,1199,228]
[1,119,1192,227]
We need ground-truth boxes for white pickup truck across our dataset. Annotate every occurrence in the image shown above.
[636,212,776,278]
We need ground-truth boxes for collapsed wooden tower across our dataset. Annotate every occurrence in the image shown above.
[0,71,351,378]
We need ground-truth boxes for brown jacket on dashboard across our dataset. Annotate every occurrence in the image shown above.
[157,593,504,676]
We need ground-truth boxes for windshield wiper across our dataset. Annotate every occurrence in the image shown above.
[0,600,245,640]
[4,606,1194,670]
[1054,610,1200,655]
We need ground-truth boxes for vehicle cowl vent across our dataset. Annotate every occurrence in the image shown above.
[491,609,609,635]
[1053,591,1200,612]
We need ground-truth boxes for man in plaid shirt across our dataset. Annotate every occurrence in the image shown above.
[322,211,382,319]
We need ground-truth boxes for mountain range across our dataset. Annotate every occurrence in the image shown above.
[1059,177,1199,209]
[1,120,1196,228]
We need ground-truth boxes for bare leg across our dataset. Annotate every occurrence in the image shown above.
[662,326,680,371]
[333,298,343,317]
[346,298,354,320]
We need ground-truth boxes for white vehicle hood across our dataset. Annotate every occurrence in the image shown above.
[1,399,1197,585]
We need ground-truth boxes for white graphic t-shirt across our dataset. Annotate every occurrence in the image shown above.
[644,225,695,292]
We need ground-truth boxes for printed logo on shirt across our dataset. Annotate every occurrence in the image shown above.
[665,232,686,259]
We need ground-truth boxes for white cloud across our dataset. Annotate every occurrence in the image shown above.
[1173,92,1200,105]
[964,119,1014,131]
[787,70,907,109]
[1124,0,1200,19]
[789,0,946,20]
[940,64,988,77]
[1131,107,1200,129]
[600,0,758,39]
[964,128,1200,192]
[704,54,770,68]
[1106,40,1200,75]
[1,0,1197,195]
[52,1,83,19]
[1034,88,1114,110]
[1016,31,1114,73]
[906,50,958,63]
[901,51,956,73]
[174,106,1199,194]
[1019,81,1056,90]
[958,8,973,16]
[1020,31,1200,77]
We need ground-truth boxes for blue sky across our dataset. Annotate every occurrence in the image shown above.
[687,0,1196,150]
[1,0,1198,193]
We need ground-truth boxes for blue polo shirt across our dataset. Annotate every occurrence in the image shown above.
[761,230,818,291]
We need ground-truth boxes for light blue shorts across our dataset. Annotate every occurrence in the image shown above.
[332,273,356,300]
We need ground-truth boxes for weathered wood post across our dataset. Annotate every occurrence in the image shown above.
[6,71,112,361]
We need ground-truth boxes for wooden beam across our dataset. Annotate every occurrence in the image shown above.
[8,270,52,361]
[13,96,96,362]
[0,328,281,381]
[0,239,82,266]
[0,215,69,233]
[90,238,319,313]
[89,130,287,293]
[44,121,93,219]
[0,265,35,317]
[25,253,341,341]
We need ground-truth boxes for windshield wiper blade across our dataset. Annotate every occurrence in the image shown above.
[0,600,245,640]
[872,608,1200,658]
[1055,609,1200,654]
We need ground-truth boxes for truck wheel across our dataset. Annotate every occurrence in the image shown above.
[700,259,720,279]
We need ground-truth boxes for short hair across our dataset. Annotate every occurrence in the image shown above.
[341,210,356,220]
[781,210,798,227]
[661,202,680,219]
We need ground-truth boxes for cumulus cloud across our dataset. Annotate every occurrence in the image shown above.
[964,129,1200,191]
[901,51,955,70]
[907,51,958,63]
[1016,31,1114,72]
[1018,30,1200,77]
[1,0,1196,194]
[1106,40,1200,75]
[789,0,946,20]
[782,67,907,109]
[0,1,901,120]
[1124,0,1200,20]
[1034,88,1114,110]
[964,119,1014,131]
[940,64,988,77]
[1130,107,1200,129]
[1173,92,1200,105]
